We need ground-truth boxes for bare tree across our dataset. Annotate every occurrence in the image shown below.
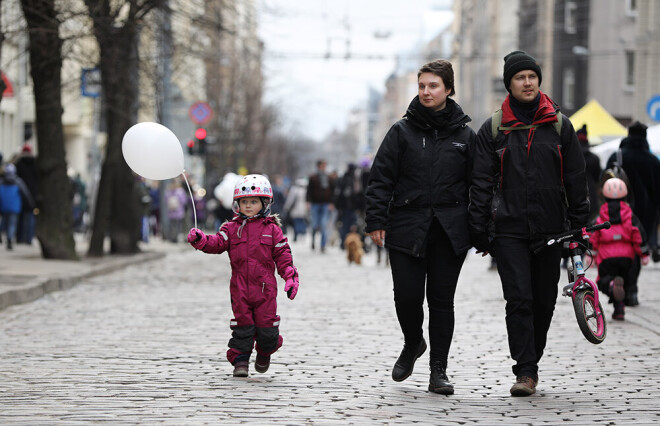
[85,0,164,256]
[20,0,77,259]
[0,0,5,105]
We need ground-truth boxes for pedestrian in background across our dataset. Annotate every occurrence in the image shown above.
[586,178,648,321]
[283,177,308,242]
[148,182,161,237]
[187,174,299,377]
[577,125,602,223]
[15,144,38,244]
[605,121,660,305]
[365,59,475,395]
[0,163,35,250]
[306,159,335,253]
[270,174,287,234]
[136,176,152,243]
[164,179,187,243]
[335,163,363,249]
[70,172,87,233]
[469,51,589,396]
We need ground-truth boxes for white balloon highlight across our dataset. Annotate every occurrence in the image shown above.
[122,122,184,180]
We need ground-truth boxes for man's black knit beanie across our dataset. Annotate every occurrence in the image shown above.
[503,50,542,92]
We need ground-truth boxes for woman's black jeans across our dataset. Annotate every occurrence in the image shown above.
[388,219,466,369]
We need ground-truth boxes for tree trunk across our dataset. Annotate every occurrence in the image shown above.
[20,0,77,260]
[0,0,4,106]
[86,4,143,256]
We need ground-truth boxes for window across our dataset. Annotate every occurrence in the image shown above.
[625,51,635,87]
[565,1,577,34]
[563,68,575,109]
[625,0,638,17]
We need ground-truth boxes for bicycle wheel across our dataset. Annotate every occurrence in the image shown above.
[573,289,607,344]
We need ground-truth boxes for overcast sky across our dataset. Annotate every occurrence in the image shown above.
[257,0,453,140]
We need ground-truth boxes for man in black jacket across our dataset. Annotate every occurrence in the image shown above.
[468,51,589,397]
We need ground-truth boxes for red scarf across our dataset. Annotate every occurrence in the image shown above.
[500,91,560,155]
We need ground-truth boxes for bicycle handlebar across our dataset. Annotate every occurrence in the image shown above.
[531,222,611,254]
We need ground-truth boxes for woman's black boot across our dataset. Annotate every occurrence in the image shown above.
[392,338,427,382]
[428,360,454,395]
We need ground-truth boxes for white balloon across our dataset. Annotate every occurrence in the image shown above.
[121,122,184,180]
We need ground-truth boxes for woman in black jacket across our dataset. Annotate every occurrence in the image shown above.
[365,59,475,395]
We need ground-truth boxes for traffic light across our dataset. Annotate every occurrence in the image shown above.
[187,139,195,155]
[195,128,207,155]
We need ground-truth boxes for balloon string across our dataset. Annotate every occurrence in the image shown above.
[182,171,197,229]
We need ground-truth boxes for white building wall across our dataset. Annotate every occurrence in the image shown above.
[588,0,636,121]
[633,0,660,124]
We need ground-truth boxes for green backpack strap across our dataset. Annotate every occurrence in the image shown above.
[554,113,562,134]
[491,109,503,140]
[491,109,562,141]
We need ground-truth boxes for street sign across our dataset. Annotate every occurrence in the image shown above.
[81,68,101,98]
[188,101,213,125]
[646,95,660,121]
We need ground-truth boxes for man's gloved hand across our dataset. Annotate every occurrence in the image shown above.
[283,266,299,300]
[187,228,206,250]
[470,231,491,255]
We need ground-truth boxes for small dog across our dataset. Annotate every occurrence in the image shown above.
[344,227,364,265]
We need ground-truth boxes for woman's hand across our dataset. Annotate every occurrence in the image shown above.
[368,230,386,247]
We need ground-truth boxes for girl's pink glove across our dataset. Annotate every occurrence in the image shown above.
[187,228,206,250]
[641,255,650,266]
[283,266,299,300]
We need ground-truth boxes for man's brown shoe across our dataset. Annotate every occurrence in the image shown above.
[510,376,537,396]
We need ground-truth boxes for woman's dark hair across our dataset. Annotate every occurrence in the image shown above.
[418,60,455,96]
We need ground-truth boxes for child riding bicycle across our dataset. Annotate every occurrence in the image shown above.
[585,178,649,320]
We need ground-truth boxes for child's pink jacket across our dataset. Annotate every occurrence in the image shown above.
[197,215,294,291]
[590,200,643,265]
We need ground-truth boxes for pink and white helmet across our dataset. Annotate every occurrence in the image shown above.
[602,177,628,200]
[232,174,273,213]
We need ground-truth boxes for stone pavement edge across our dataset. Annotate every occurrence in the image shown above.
[0,235,184,312]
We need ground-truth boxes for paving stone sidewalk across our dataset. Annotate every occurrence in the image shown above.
[0,235,659,424]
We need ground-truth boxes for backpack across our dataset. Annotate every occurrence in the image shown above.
[491,109,562,140]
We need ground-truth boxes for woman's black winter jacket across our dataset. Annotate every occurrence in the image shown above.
[365,98,476,257]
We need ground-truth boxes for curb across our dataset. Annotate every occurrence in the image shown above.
[0,251,165,312]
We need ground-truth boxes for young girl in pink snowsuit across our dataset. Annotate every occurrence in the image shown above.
[587,178,648,321]
[187,174,299,377]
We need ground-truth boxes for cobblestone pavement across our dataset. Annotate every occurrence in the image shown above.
[1,236,659,424]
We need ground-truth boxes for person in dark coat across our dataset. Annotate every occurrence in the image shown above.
[606,121,660,305]
[365,59,475,395]
[577,125,602,222]
[468,51,589,397]
[14,144,38,244]
[334,163,362,249]
[0,163,35,250]
[306,159,335,252]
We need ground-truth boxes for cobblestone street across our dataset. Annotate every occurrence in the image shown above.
[1,236,659,424]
